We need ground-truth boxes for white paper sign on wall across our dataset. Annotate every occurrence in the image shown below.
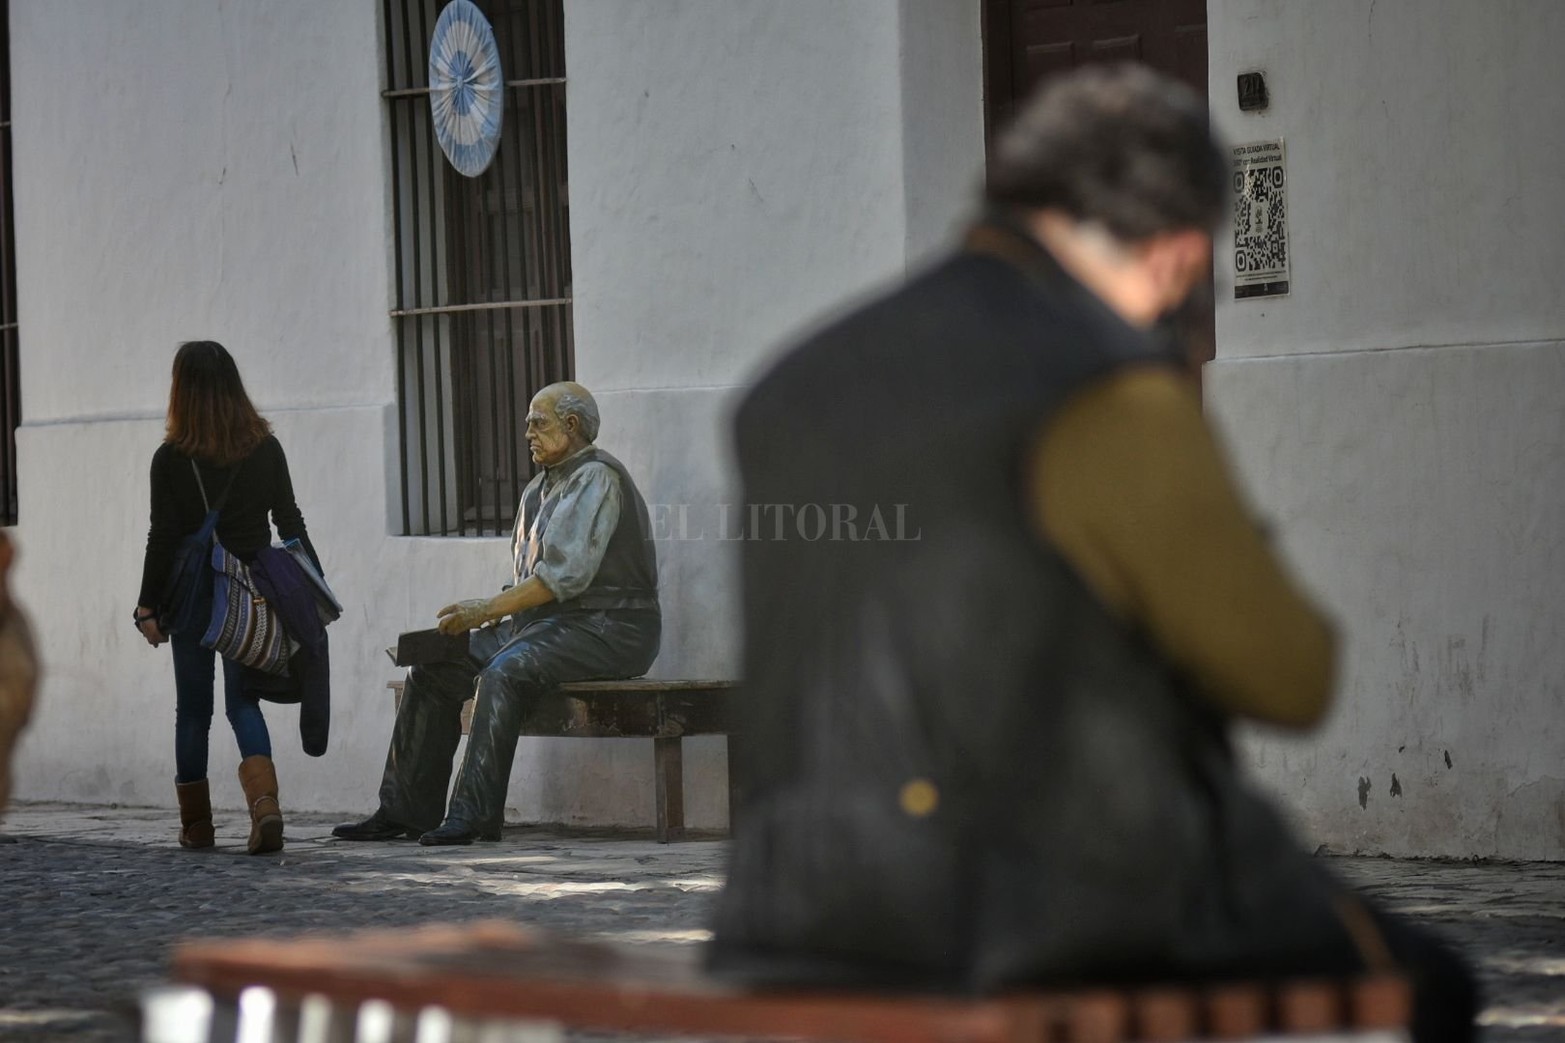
[1232,139,1290,299]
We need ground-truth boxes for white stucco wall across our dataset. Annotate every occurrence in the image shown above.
[564,0,984,825]
[1206,0,1565,858]
[6,1,984,831]
[5,0,508,823]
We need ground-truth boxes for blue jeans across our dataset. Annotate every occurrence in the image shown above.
[172,633,272,783]
[376,609,660,834]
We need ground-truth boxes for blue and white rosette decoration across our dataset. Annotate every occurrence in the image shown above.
[428,0,504,178]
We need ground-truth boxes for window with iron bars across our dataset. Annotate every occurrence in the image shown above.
[382,0,571,536]
[0,0,20,526]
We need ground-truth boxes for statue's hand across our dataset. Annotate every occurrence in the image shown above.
[436,599,491,635]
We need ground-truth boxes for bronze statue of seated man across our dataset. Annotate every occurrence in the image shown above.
[335,382,660,846]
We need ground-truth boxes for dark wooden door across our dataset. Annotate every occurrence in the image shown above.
[982,0,1214,370]
[984,0,1208,138]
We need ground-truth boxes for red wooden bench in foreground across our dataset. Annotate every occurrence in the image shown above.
[156,921,1413,1042]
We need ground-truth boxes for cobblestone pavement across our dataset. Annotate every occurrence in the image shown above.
[2,802,1562,1042]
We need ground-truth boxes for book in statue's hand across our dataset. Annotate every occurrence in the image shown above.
[386,628,471,667]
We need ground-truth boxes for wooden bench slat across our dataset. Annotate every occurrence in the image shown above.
[1130,987,1196,1041]
[1062,990,1129,1042]
[1350,976,1414,1029]
[1276,979,1343,1031]
[1202,983,1267,1038]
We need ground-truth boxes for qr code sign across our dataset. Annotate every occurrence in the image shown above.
[1231,140,1290,299]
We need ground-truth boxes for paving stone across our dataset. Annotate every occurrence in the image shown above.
[3,802,1562,1042]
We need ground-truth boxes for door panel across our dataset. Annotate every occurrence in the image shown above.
[1010,0,1207,103]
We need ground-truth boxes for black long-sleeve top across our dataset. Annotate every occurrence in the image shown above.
[137,435,321,611]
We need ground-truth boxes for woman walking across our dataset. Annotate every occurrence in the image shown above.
[134,341,322,854]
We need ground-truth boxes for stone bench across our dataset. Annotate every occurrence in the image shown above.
[160,921,1414,1043]
[389,678,737,843]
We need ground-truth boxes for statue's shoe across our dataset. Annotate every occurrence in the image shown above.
[332,811,417,841]
[418,819,501,846]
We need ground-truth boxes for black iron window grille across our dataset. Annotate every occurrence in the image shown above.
[383,0,572,536]
[0,0,19,525]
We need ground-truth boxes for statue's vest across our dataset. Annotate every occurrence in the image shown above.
[519,446,659,615]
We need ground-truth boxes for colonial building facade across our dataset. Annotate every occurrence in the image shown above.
[6,0,1560,858]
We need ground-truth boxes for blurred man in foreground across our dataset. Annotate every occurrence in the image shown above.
[709,64,1473,1041]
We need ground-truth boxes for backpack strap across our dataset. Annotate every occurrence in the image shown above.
[189,457,243,514]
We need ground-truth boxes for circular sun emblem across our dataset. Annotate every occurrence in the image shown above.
[428,0,504,178]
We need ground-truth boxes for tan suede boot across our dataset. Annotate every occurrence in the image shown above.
[236,755,284,855]
[175,779,214,849]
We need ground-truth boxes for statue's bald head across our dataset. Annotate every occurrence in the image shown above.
[536,381,600,443]
[527,381,599,467]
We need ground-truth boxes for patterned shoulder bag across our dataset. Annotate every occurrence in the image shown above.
[193,460,296,675]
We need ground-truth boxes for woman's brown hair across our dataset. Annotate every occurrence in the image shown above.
[164,341,272,466]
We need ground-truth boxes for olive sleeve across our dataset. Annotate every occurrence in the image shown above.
[1026,366,1337,728]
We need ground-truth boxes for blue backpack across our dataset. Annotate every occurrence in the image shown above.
[157,460,238,635]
